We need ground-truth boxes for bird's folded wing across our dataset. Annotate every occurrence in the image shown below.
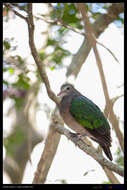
[70,96,110,132]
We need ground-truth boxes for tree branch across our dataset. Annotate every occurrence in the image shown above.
[31,3,124,183]
[102,167,120,184]
[105,101,124,152]
[111,94,124,105]
[26,4,59,106]
[76,3,124,153]
[96,146,120,184]
[32,120,62,184]
[34,14,119,64]
[76,3,110,103]
[8,3,124,183]
[76,3,124,180]
[4,3,56,104]
[34,15,86,36]
[5,3,61,184]
[96,40,119,64]
[67,3,124,77]
[53,122,124,177]
[3,3,27,21]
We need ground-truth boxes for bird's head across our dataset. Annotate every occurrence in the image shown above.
[57,83,74,98]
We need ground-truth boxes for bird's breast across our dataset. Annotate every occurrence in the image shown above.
[59,100,92,136]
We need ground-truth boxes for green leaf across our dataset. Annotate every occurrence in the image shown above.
[4,40,11,50]
[13,74,30,90]
[3,67,8,72]
[48,45,70,65]
[115,147,124,167]
[9,67,14,74]
[102,181,111,184]
[39,49,45,61]
[50,66,55,71]
[4,127,25,156]
[47,38,57,46]
[60,179,67,184]
[116,157,124,167]
[58,27,68,35]
[3,80,9,86]
[15,55,24,64]
[50,3,83,31]
[92,12,101,19]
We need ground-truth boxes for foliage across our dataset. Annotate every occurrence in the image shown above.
[3,39,11,50]
[51,3,123,27]
[3,2,124,75]
[3,3,124,184]
[115,147,124,167]
[102,181,111,184]
[3,56,30,109]
[3,38,16,53]
[39,38,71,69]
[51,3,83,29]
[4,127,25,156]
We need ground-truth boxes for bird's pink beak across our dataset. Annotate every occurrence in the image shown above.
[57,91,62,96]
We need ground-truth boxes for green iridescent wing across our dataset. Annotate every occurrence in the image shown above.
[70,95,112,160]
[70,96,110,130]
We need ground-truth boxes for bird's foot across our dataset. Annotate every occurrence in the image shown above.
[69,132,82,140]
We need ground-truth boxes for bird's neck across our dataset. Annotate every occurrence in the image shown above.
[61,92,79,104]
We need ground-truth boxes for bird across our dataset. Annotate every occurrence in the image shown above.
[57,83,113,161]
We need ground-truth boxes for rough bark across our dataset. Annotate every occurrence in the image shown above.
[53,122,124,177]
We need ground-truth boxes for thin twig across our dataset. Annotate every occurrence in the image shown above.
[3,3,27,21]
[4,3,120,64]
[117,83,124,88]
[96,40,120,64]
[5,3,124,181]
[76,3,111,102]
[34,15,85,36]
[111,94,124,105]
[11,3,27,11]
[4,3,59,105]
[34,14,120,64]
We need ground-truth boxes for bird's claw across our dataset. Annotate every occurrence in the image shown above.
[69,132,82,140]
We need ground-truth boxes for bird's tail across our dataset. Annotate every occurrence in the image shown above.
[101,144,113,161]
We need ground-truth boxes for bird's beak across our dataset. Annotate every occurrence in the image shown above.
[57,91,62,96]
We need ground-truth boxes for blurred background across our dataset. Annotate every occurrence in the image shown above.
[3,3,124,184]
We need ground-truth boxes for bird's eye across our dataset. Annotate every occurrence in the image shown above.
[67,87,70,90]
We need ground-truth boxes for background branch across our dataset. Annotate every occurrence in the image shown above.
[4,3,123,184]
[32,117,62,184]
[26,4,63,184]
[34,15,85,36]
[4,3,27,21]
[76,3,124,183]
[66,3,124,77]
[76,3,124,153]
[35,14,119,64]
[4,3,61,184]
[102,167,120,184]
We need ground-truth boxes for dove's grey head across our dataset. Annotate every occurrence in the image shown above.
[57,83,79,98]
